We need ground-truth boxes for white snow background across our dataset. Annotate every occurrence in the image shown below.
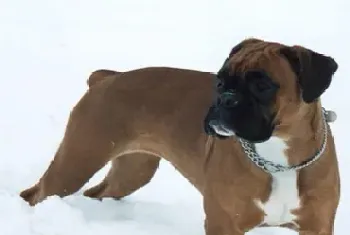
[0,0,349,234]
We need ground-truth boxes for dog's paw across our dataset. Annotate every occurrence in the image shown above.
[84,181,122,200]
[83,182,106,200]
[20,184,43,206]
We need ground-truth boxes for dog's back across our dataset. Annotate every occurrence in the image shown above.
[20,66,216,205]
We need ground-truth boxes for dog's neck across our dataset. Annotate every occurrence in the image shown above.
[241,102,331,174]
[274,102,327,168]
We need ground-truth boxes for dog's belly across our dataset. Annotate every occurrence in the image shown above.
[254,137,300,227]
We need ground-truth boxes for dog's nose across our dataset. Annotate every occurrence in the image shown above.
[218,91,239,108]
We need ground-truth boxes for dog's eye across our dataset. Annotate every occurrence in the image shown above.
[250,81,279,103]
[245,70,279,95]
[245,71,279,103]
[255,81,274,92]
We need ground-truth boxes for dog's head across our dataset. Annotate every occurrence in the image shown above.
[204,38,338,143]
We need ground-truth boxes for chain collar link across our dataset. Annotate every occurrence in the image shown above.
[238,108,329,174]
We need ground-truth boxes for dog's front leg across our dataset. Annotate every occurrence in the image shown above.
[297,173,340,235]
[298,213,337,235]
[297,196,339,235]
[203,189,247,235]
[204,203,242,235]
[299,231,333,235]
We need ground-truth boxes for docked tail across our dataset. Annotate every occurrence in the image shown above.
[87,69,121,87]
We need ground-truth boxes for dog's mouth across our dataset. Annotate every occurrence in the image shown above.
[208,120,235,137]
[203,103,274,143]
[207,118,274,144]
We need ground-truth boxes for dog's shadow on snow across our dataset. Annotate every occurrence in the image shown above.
[63,194,205,234]
[66,196,177,222]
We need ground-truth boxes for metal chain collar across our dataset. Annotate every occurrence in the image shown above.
[238,108,330,174]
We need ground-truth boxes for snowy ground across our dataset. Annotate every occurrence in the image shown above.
[0,0,349,234]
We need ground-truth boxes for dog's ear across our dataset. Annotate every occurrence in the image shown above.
[280,46,338,103]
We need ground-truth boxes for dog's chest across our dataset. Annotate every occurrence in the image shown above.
[254,137,300,227]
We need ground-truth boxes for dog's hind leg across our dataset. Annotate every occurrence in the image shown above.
[20,136,114,206]
[20,98,117,206]
[83,152,160,200]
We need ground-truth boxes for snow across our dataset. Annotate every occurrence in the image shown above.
[0,0,348,234]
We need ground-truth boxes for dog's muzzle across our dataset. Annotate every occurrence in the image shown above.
[204,100,236,138]
[207,90,239,136]
[216,90,240,109]
[209,119,235,137]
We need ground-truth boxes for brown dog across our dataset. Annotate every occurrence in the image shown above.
[20,38,340,235]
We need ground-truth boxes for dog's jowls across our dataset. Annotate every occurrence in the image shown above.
[20,38,340,235]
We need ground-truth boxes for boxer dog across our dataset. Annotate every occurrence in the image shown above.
[20,38,340,235]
